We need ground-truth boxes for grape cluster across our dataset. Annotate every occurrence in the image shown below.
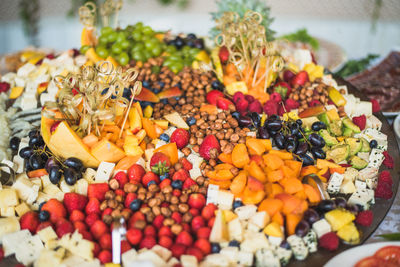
[12,129,84,186]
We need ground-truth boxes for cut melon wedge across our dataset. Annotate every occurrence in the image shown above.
[91,139,126,163]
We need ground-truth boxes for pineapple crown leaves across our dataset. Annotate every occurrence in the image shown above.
[151,161,170,175]
[210,0,275,41]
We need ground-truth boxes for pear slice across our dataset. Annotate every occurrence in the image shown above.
[210,210,229,243]
[164,112,189,130]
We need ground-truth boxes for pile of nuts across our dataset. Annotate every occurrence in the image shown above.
[288,79,330,113]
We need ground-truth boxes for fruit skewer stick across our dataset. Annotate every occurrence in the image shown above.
[118,81,142,139]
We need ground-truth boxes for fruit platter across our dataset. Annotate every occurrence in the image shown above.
[0,2,398,267]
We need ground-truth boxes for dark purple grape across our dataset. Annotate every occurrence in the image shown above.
[290,123,300,136]
[64,157,84,172]
[280,240,290,249]
[269,114,280,121]
[29,154,44,170]
[334,197,347,208]
[311,147,326,159]
[295,220,310,237]
[249,112,260,128]
[49,166,62,184]
[274,132,285,149]
[19,147,34,159]
[295,142,309,155]
[265,120,282,131]
[311,121,327,131]
[238,115,253,128]
[25,159,33,172]
[308,133,325,148]
[346,204,359,214]
[317,200,336,213]
[29,135,44,148]
[28,129,40,139]
[298,153,314,166]
[257,127,270,139]
[10,136,21,151]
[285,136,298,153]
[64,167,78,185]
[296,119,303,126]
[194,39,204,49]
[45,158,59,171]
[303,209,320,224]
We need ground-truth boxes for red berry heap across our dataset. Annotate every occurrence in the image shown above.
[355,210,374,227]
[375,170,394,199]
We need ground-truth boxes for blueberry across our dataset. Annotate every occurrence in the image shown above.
[158,81,165,88]
[174,96,180,101]
[161,99,168,104]
[231,111,240,120]
[228,240,240,247]
[39,210,50,222]
[142,81,150,88]
[160,133,170,142]
[174,37,185,49]
[10,136,21,151]
[130,199,142,211]
[147,180,157,187]
[187,33,197,40]
[171,180,183,190]
[152,88,161,94]
[194,39,204,49]
[233,200,243,209]
[173,82,181,89]
[211,243,221,253]
[186,117,196,126]
[160,173,169,181]
[38,201,46,211]
[211,80,224,91]
[370,140,378,148]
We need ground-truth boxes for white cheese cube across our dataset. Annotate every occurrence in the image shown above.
[0,217,20,244]
[228,218,243,242]
[121,249,138,266]
[268,236,283,247]
[287,235,309,261]
[83,168,96,183]
[202,254,230,267]
[327,172,344,195]
[75,179,88,196]
[12,155,25,174]
[353,101,372,117]
[366,178,377,189]
[15,202,31,216]
[37,226,57,244]
[340,179,356,194]
[0,188,19,209]
[206,184,219,205]
[355,180,367,190]
[220,247,239,263]
[358,167,378,181]
[343,167,359,182]
[368,148,384,169]
[21,96,38,111]
[2,229,31,256]
[15,234,44,265]
[249,211,270,229]
[217,190,234,210]
[366,115,382,131]
[95,161,115,181]
[180,255,198,267]
[235,205,257,220]
[275,246,292,266]
[60,179,75,193]
[255,248,280,267]
[303,230,318,253]
[238,250,254,266]
[17,63,36,77]
[151,245,172,262]
[357,152,370,162]
[136,250,166,266]
[312,219,332,238]
[348,188,375,210]
[241,232,270,253]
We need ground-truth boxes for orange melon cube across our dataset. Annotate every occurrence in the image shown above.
[258,198,283,217]
[280,178,303,194]
[271,212,284,226]
[268,150,293,160]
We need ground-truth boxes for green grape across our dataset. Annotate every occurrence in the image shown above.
[170,62,184,74]
[98,35,108,45]
[167,54,182,62]
[133,42,145,52]
[132,51,145,62]
[189,48,200,57]
[108,31,118,43]
[116,32,126,43]
[111,43,123,54]
[151,46,162,57]
[118,52,130,66]
[135,22,144,29]
[101,26,113,36]
[120,40,131,50]
[132,31,142,41]
[142,26,154,36]
[183,58,192,66]
[142,50,152,61]
[125,25,134,33]
[80,45,91,55]
[95,46,109,59]
[165,45,177,54]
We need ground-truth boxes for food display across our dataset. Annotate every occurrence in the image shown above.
[0,2,398,267]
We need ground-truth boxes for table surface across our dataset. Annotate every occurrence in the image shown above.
[366,118,400,243]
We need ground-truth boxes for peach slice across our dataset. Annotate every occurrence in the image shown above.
[265,183,284,198]
[218,153,233,164]
[246,138,266,156]
[81,27,96,46]
[232,144,250,168]
[142,118,158,139]
[271,211,284,226]
[286,213,302,236]
[247,176,264,191]
[280,178,303,194]
[209,179,231,189]
[135,88,160,103]
[244,161,267,183]
[267,150,293,160]
[242,187,265,205]
[91,139,126,163]
[303,184,321,204]
[275,193,302,215]
[263,153,284,170]
[258,198,283,217]
[230,171,247,195]
[298,105,325,118]
[157,86,182,99]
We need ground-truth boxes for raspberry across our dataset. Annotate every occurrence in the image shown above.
[355,210,374,227]
[263,100,278,116]
[232,91,245,104]
[248,100,262,113]
[375,182,393,199]
[309,100,321,107]
[235,99,248,113]
[285,98,300,111]
[278,105,285,116]
[319,232,339,251]
[370,99,381,113]
[0,82,10,93]
[379,170,393,186]
[269,92,282,103]
[352,115,366,130]
[382,151,394,169]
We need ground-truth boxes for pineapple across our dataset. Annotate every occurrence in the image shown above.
[324,209,355,231]
[337,222,360,244]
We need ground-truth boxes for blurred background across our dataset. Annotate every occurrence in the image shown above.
[0,0,399,65]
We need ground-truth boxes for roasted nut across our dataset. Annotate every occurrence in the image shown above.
[107,199,118,209]
[138,192,146,201]
[162,185,173,194]
[134,220,146,229]
[209,148,218,159]
[192,145,200,153]
[161,207,171,217]
[152,206,161,216]
[178,203,189,213]
[171,224,183,235]
[146,191,154,200]
[209,159,217,167]
[109,179,119,190]
[182,213,193,223]
[105,191,115,200]
[169,204,178,212]
[124,183,138,193]
[163,218,174,226]
[121,210,131,220]
[170,196,179,205]
[111,209,121,218]
[196,176,205,185]
[146,213,155,223]
[230,167,239,176]
[115,195,123,203]
[175,163,183,171]
[148,184,159,192]
[181,147,191,156]
[148,198,158,207]
[179,194,188,203]
[140,206,151,214]
[103,214,113,224]
[100,200,108,211]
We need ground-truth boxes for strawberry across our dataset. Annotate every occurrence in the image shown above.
[36,221,54,232]
[126,228,143,245]
[170,128,190,149]
[183,178,197,190]
[153,215,165,229]
[283,69,296,82]
[102,208,113,220]
[171,212,182,224]
[176,231,193,246]
[128,211,146,228]
[90,220,108,240]
[98,250,112,264]
[114,189,126,197]
[142,171,160,186]
[218,46,229,63]
[179,158,193,171]
[63,192,88,214]
[201,203,217,221]
[199,135,221,160]
[92,242,101,257]
[196,227,211,239]
[188,193,206,210]
[319,232,339,251]
[173,189,182,197]
[355,210,373,227]
[113,171,128,188]
[186,246,204,261]
[263,100,279,116]
[69,210,85,222]
[74,221,87,232]
[124,193,137,208]
[158,235,173,249]
[144,225,156,237]
[127,164,146,183]
[139,235,156,249]
[20,211,40,234]
[309,99,322,107]
[206,90,224,105]
[233,91,245,104]
[170,243,186,258]
[191,216,205,232]
[270,92,282,103]
[85,213,100,227]
[278,105,285,116]
[56,220,74,238]
[382,151,394,169]
[79,229,93,241]
[352,115,366,131]
[291,71,309,86]
[217,97,234,110]
[85,198,101,214]
[87,183,109,202]
[172,169,190,181]
[121,240,131,254]
[159,178,171,189]
[150,152,171,175]
[41,199,67,223]
[371,99,380,113]
[273,81,292,98]
[235,99,249,113]
[158,226,173,237]
[248,100,262,113]
[189,208,200,217]
[208,217,215,228]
